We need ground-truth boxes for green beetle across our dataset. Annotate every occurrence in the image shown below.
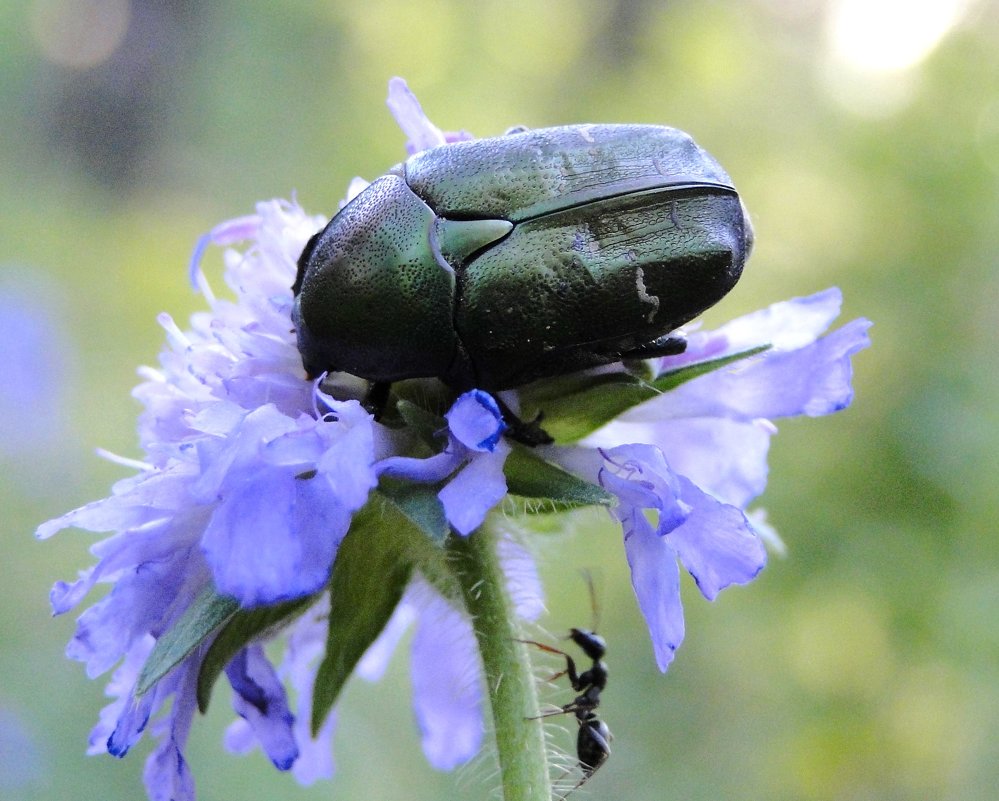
[292,124,752,395]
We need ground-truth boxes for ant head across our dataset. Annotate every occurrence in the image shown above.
[569,628,606,661]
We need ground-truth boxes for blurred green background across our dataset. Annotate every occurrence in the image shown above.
[3,1,998,799]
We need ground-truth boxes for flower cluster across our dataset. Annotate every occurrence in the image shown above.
[39,78,870,801]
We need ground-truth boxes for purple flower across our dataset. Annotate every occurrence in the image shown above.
[387,77,474,154]
[36,82,533,801]
[224,596,337,785]
[572,289,872,669]
[38,75,869,801]
[378,389,510,536]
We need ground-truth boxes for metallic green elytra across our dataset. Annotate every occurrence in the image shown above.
[292,124,752,391]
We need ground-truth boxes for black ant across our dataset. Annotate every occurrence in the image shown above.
[518,577,612,794]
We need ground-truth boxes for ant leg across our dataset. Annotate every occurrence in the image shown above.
[515,639,582,688]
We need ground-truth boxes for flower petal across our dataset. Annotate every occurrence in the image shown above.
[386,77,447,154]
[701,287,846,353]
[445,390,506,452]
[599,444,688,535]
[225,646,298,771]
[598,445,688,671]
[497,531,545,621]
[285,597,337,786]
[438,441,510,536]
[630,317,871,423]
[589,416,773,508]
[141,659,199,801]
[356,598,418,682]
[409,582,483,770]
[655,288,847,375]
[668,477,767,600]
[201,471,298,606]
[622,506,684,672]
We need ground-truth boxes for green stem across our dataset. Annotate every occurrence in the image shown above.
[448,521,551,801]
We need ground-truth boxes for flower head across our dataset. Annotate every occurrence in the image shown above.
[40,77,870,801]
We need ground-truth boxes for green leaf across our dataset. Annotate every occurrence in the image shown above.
[504,444,613,511]
[518,346,771,443]
[310,498,417,735]
[196,594,316,713]
[378,477,449,544]
[651,344,771,392]
[137,585,239,697]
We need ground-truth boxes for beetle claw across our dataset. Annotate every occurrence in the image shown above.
[619,332,687,360]
[495,399,554,446]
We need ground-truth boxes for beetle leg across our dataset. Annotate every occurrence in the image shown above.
[494,398,554,446]
[618,332,687,360]
[362,381,392,421]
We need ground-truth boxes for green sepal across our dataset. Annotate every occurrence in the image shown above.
[378,476,449,544]
[519,345,770,443]
[196,594,316,713]
[522,373,655,443]
[651,344,770,391]
[136,584,239,697]
[311,488,462,735]
[504,444,613,511]
[394,399,446,449]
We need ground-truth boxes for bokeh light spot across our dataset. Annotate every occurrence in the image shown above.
[29,0,131,70]
[826,0,970,74]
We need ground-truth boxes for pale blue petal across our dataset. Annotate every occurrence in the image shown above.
[222,717,255,756]
[142,661,199,801]
[287,604,337,786]
[50,568,98,615]
[107,682,155,757]
[409,584,483,770]
[201,472,298,606]
[293,709,336,786]
[445,390,506,452]
[386,77,447,153]
[314,408,378,511]
[631,317,872,423]
[699,287,845,353]
[599,444,688,534]
[438,443,510,536]
[653,418,772,507]
[591,417,773,508]
[290,475,352,582]
[87,636,153,755]
[653,288,846,377]
[498,534,545,621]
[190,405,294,504]
[35,477,177,540]
[225,646,298,771]
[356,598,417,682]
[67,547,196,678]
[669,477,767,601]
[203,468,350,607]
[377,449,462,482]
[622,506,684,672]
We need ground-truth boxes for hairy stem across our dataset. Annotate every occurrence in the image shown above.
[448,521,550,801]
